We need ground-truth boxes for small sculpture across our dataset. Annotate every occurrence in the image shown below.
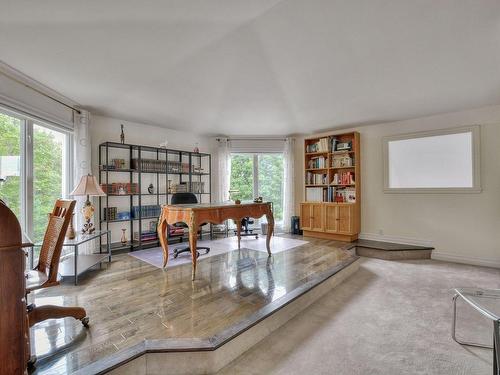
[121,228,127,245]
[148,183,154,194]
[235,199,241,205]
[193,143,199,153]
[120,124,125,144]
[253,197,263,203]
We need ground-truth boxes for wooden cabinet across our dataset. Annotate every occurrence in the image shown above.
[324,204,355,234]
[302,202,355,238]
[300,203,324,231]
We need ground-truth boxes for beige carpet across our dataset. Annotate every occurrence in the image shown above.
[217,258,500,375]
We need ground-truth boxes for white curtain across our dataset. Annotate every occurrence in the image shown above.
[73,109,93,252]
[282,137,295,233]
[217,138,231,202]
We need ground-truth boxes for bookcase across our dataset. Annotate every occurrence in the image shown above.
[98,141,211,252]
[300,131,360,242]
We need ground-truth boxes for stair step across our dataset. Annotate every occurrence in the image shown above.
[353,239,434,260]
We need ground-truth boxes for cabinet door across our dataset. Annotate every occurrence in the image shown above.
[337,205,354,234]
[310,204,324,232]
[300,203,313,230]
[324,205,338,233]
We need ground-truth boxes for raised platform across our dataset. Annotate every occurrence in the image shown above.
[353,239,433,260]
[30,236,359,375]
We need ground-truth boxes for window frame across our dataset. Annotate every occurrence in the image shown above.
[382,125,481,194]
[0,106,73,239]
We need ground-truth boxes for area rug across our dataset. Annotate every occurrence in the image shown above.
[129,236,309,269]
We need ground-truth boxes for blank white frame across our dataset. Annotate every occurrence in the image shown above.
[383,125,481,193]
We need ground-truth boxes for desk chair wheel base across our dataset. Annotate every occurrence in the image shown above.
[81,316,90,328]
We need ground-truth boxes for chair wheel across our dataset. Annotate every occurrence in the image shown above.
[81,317,90,328]
[173,252,179,259]
[196,251,200,259]
[255,235,258,239]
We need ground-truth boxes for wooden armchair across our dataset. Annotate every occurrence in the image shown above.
[26,199,89,328]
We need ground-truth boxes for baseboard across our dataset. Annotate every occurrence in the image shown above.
[359,232,433,247]
[431,251,500,269]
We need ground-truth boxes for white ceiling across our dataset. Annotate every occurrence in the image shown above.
[1,0,500,135]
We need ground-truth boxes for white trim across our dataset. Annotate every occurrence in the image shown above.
[382,125,481,193]
[431,251,500,269]
[359,232,433,247]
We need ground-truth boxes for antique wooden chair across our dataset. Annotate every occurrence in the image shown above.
[25,199,90,328]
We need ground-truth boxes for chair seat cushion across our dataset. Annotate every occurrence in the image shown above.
[25,270,49,291]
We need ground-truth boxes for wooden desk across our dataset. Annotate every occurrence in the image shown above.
[157,202,274,280]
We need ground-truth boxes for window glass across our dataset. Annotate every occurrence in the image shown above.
[0,112,23,218]
[33,124,68,242]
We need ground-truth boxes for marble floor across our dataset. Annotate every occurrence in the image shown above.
[29,235,355,375]
[217,257,500,375]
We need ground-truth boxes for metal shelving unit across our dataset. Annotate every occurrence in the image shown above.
[98,141,212,252]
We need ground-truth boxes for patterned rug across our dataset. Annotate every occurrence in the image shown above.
[128,236,309,269]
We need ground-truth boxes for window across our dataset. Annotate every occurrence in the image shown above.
[0,109,72,245]
[230,153,284,223]
[383,126,480,193]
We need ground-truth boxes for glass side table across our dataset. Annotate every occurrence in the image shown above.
[452,288,500,375]
[35,230,111,285]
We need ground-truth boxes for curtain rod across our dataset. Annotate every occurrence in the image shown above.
[216,137,287,141]
[1,72,81,114]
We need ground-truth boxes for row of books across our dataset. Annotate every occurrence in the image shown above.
[131,205,161,218]
[332,172,355,185]
[100,183,139,194]
[306,172,327,185]
[305,186,356,203]
[103,207,118,220]
[169,181,206,194]
[308,156,326,169]
[133,230,158,242]
[130,158,193,173]
[306,137,330,153]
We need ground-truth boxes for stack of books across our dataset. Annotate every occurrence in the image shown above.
[332,172,354,185]
[100,182,139,194]
[306,137,330,153]
[103,207,117,220]
[308,156,326,169]
[334,188,356,203]
[131,205,161,218]
[170,182,188,193]
[306,172,327,185]
[133,230,158,242]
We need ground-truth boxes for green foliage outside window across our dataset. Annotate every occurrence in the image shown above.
[0,113,64,243]
[229,153,283,222]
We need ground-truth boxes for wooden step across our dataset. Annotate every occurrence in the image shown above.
[353,239,433,260]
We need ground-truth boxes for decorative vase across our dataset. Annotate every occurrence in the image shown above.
[66,213,76,239]
[121,229,127,245]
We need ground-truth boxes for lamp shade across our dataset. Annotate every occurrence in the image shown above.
[70,174,106,197]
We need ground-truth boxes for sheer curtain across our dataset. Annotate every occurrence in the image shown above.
[73,109,93,253]
[217,138,231,202]
[282,137,295,233]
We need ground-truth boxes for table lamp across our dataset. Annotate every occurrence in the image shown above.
[70,174,106,234]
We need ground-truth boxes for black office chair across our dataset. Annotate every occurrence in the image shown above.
[170,192,210,259]
[234,217,259,239]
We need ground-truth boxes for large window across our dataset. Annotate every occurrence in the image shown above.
[230,153,284,223]
[383,126,480,193]
[0,110,71,243]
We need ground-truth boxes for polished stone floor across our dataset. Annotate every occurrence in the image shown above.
[30,236,355,375]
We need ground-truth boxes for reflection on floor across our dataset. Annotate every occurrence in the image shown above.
[30,235,355,375]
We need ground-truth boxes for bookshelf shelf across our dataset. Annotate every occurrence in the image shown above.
[98,142,212,252]
[301,131,360,242]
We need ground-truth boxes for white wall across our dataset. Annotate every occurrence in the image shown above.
[295,105,500,268]
[90,115,213,242]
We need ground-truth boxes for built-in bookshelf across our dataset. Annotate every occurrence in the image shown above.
[98,141,211,252]
[301,132,360,242]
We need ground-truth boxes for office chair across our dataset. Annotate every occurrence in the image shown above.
[170,192,210,259]
[234,217,259,239]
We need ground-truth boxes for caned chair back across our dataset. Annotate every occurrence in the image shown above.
[36,199,75,284]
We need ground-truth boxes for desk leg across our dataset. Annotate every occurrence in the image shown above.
[265,210,274,257]
[494,320,499,375]
[74,245,78,285]
[188,219,198,281]
[107,231,111,263]
[158,213,169,268]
